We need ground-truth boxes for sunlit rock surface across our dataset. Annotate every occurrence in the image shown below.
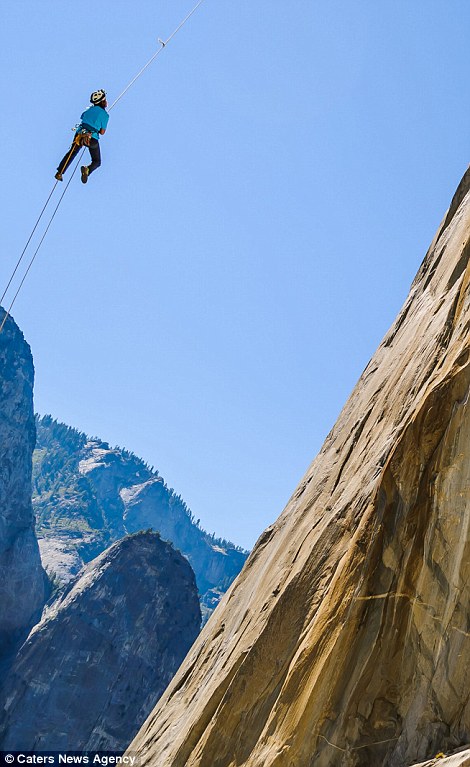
[130,171,470,767]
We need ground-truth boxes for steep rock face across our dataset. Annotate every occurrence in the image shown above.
[33,417,248,617]
[0,309,45,658]
[130,171,470,767]
[0,531,201,751]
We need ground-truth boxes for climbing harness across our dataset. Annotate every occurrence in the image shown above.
[74,128,93,147]
[0,0,207,334]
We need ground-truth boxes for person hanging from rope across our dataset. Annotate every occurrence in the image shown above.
[55,90,109,184]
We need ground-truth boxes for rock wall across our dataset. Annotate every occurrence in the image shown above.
[0,309,45,658]
[129,171,470,767]
[0,532,201,751]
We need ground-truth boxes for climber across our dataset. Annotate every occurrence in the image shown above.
[55,90,109,184]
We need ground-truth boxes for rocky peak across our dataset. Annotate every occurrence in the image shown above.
[0,531,201,751]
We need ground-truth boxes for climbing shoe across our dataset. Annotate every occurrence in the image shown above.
[55,172,63,182]
[80,166,90,184]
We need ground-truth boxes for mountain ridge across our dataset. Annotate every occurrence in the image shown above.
[33,414,248,617]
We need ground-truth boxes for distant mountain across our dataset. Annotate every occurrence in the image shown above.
[33,415,248,618]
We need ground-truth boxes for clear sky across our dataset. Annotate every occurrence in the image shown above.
[1,2,468,550]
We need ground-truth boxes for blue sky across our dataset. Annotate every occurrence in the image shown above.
[1,2,468,549]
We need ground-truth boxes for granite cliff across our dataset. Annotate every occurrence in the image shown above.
[130,171,470,767]
[0,531,201,751]
[33,416,248,617]
[0,308,46,659]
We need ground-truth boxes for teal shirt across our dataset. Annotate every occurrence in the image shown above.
[79,105,109,140]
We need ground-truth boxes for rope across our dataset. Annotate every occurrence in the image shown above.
[0,126,83,313]
[0,181,58,306]
[0,152,85,334]
[109,0,207,111]
[0,0,207,332]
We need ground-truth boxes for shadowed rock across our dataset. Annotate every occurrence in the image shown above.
[0,531,201,751]
[0,309,46,659]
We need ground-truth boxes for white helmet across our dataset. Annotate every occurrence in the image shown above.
[90,89,106,105]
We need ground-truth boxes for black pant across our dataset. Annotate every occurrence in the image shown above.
[57,137,101,175]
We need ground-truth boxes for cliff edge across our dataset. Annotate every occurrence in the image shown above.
[0,309,46,659]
